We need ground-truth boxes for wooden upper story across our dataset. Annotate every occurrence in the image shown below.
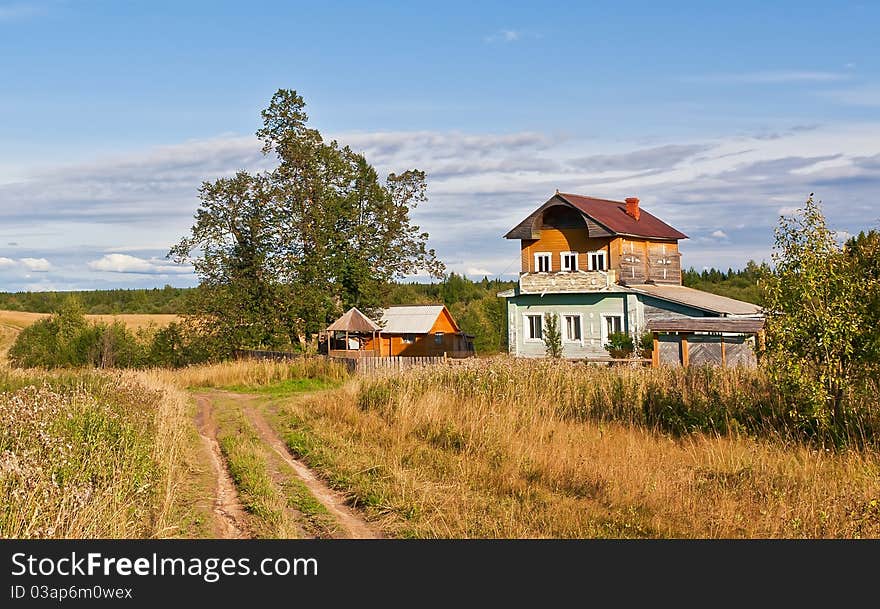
[506,193,687,286]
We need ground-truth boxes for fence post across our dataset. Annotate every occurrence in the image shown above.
[681,334,690,367]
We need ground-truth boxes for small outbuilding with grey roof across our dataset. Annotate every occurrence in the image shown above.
[324,305,475,358]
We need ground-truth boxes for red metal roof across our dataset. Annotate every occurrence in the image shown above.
[557,193,688,240]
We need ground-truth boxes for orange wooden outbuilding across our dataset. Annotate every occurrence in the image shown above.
[324,305,475,358]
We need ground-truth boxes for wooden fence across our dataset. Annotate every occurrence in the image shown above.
[233,349,305,361]
[332,355,447,374]
[233,349,449,374]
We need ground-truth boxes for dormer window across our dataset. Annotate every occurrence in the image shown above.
[534,252,551,273]
[560,251,578,272]
[588,250,607,271]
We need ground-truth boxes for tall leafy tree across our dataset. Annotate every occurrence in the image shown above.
[171,89,443,350]
[761,195,876,437]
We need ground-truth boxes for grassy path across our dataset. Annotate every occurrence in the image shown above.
[193,394,252,538]
[241,401,381,539]
[193,389,379,539]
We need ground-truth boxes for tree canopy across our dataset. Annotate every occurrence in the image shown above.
[761,195,880,440]
[170,89,444,350]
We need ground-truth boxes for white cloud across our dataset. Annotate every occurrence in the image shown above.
[0,256,16,268]
[711,230,728,239]
[687,71,849,84]
[465,267,492,276]
[3,120,880,287]
[20,257,50,271]
[485,29,521,43]
[87,253,191,275]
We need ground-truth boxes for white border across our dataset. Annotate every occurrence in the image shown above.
[600,312,624,345]
[560,312,583,346]
[523,312,544,342]
[588,250,607,271]
[559,251,579,272]
[533,251,551,273]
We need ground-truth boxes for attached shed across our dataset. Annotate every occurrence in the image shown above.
[647,318,765,368]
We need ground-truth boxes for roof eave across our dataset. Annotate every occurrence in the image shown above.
[625,286,729,316]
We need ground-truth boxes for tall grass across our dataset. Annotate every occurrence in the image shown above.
[0,370,189,538]
[159,357,348,390]
[271,358,880,538]
[357,359,880,446]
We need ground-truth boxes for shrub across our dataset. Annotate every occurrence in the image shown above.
[638,332,654,359]
[543,312,563,359]
[8,300,146,369]
[604,332,634,359]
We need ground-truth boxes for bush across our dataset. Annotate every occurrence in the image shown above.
[638,332,654,359]
[8,300,146,369]
[604,332,634,359]
[8,298,215,369]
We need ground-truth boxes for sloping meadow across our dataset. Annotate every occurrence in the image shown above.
[274,359,880,538]
[0,369,189,538]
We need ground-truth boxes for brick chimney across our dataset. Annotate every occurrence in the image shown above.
[625,197,640,221]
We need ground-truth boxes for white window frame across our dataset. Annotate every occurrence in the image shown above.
[600,313,624,345]
[588,250,607,271]
[562,313,583,345]
[434,332,444,345]
[534,252,552,273]
[524,313,544,342]
[560,251,579,272]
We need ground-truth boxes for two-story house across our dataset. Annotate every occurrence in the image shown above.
[499,192,762,359]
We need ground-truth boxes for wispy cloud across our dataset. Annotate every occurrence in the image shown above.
[818,86,880,107]
[0,2,48,22]
[686,70,850,84]
[484,29,521,43]
[568,144,712,173]
[3,122,880,287]
[483,29,543,44]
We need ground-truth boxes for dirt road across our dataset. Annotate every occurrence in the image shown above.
[194,391,380,539]
[194,394,251,539]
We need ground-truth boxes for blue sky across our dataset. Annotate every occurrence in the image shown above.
[1,0,879,290]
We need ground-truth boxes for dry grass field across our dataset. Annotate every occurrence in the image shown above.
[0,309,179,332]
[267,359,880,538]
[2,325,878,539]
[0,368,191,538]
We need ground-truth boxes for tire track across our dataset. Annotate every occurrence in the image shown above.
[241,403,381,539]
[193,394,251,539]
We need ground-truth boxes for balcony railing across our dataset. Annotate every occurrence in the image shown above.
[519,269,617,294]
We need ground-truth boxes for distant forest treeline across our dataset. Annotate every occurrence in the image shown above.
[0,285,190,314]
[681,260,768,306]
[0,266,764,353]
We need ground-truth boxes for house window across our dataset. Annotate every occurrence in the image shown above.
[563,314,582,342]
[560,251,578,272]
[534,252,551,273]
[601,314,623,344]
[402,333,415,344]
[434,332,444,345]
[525,314,543,341]
[588,250,607,271]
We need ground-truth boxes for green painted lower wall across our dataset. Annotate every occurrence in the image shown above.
[505,291,713,358]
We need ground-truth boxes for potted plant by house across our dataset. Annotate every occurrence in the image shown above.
[604,332,634,359]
